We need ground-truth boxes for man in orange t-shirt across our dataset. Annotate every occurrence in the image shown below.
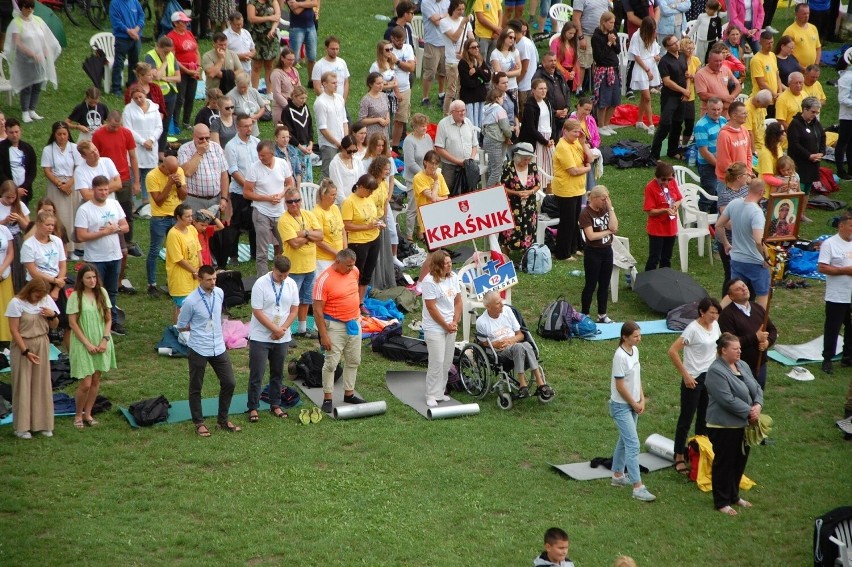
[312,248,367,413]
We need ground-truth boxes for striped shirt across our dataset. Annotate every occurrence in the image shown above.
[693,115,727,166]
[178,140,228,198]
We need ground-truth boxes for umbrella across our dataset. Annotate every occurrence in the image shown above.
[82,50,106,89]
[632,267,708,313]
[34,1,67,48]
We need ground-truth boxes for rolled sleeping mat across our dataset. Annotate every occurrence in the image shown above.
[427,403,480,420]
[644,433,675,462]
[333,400,387,420]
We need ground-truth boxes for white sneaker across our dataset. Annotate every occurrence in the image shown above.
[40,430,53,437]
[632,485,657,502]
[22,111,32,123]
[441,394,452,402]
[29,110,43,120]
[14,430,32,439]
[611,474,631,487]
[647,125,656,136]
[600,126,615,136]
[426,398,438,408]
[635,121,648,131]
[120,278,134,290]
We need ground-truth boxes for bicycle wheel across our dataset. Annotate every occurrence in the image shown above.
[86,0,108,29]
[62,0,82,26]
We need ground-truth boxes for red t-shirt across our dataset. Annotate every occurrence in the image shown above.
[643,178,683,237]
[167,30,200,68]
[197,225,216,265]
[92,126,137,182]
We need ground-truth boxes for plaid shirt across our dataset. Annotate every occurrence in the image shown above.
[178,141,228,198]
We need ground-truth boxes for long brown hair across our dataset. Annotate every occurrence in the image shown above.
[0,180,24,220]
[639,16,656,49]
[74,262,109,323]
[429,249,452,281]
[16,276,51,303]
[365,132,390,159]
[367,155,391,179]
[375,40,393,72]
[461,38,482,68]
[618,321,640,347]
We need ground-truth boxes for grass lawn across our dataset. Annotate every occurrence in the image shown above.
[0,1,850,565]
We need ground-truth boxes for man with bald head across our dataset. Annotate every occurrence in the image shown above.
[745,89,773,153]
[178,123,229,215]
[146,155,187,296]
[434,99,479,192]
[774,72,805,128]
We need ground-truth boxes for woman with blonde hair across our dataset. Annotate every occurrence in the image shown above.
[370,39,399,123]
[552,119,594,260]
[489,28,522,112]
[579,185,619,324]
[210,96,237,147]
[312,179,346,275]
[421,249,461,407]
[716,161,750,288]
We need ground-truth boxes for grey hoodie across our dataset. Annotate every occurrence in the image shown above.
[533,551,576,567]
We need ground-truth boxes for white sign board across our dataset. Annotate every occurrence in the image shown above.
[419,186,515,249]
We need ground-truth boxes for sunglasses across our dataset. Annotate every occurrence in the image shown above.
[346,148,357,154]
[469,45,480,50]
[285,198,302,204]
[384,48,393,52]
[223,105,235,110]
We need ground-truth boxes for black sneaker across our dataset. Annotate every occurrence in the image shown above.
[126,242,143,257]
[295,329,319,339]
[517,386,530,398]
[421,97,431,107]
[343,394,366,404]
[822,360,833,374]
[147,285,162,298]
[111,323,128,336]
[840,172,852,181]
[625,90,635,100]
[321,399,333,414]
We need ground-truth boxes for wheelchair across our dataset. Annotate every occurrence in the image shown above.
[457,305,556,410]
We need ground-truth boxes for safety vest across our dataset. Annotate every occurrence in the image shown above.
[146,48,177,95]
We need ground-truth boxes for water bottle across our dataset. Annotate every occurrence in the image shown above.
[374,14,391,21]
[570,270,583,277]
[687,145,697,167]
[625,272,632,287]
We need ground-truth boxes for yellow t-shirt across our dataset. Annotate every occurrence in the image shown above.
[757,145,784,197]
[372,179,389,212]
[472,0,500,39]
[749,51,779,95]
[551,138,586,198]
[277,209,321,274]
[775,89,805,124]
[803,80,826,103]
[341,193,379,244]
[744,98,767,152]
[783,23,821,68]
[146,166,186,218]
[412,171,449,235]
[312,204,344,262]
[687,55,701,102]
[165,224,200,297]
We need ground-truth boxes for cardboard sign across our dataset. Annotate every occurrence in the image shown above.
[419,186,515,248]
[469,258,519,299]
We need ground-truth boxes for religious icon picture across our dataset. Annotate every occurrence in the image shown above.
[764,192,805,243]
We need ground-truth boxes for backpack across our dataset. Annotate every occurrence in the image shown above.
[375,335,430,364]
[216,270,246,308]
[260,385,301,408]
[370,321,403,352]
[295,350,342,388]
[129,395,171,426]
[570,314,599,338]
[520,244,552,274]
[537,296,579,340]
[666,301,700,331]
[446,363,463,391]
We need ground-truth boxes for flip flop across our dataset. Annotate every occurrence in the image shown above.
[299,409,311,425]
[310,407,323,424]
[736,499,752,508]
[718,506,738,516]
[73,418,85,430]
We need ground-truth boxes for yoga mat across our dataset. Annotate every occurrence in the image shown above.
[551,453,673,481]
[645,433,676,462]
[292,376,384,421]
[586,320,679,341]
[0,344,62,373]
[385,370,479,420]
[289,315,316,334]
[119,393,269,428]
[768,336,844,366]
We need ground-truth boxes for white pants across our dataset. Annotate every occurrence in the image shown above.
[424,330,456,400]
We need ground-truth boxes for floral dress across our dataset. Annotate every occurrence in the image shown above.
[499,160,540,251]
[249,0,278,61]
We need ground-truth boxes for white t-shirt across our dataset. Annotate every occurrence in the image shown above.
[314,92,348,149]
[246,157,292,218]
[490,49,521,90]
[420,272,460,333]
[249,273,299,343]
[369,61,396,89]
[0,201,30,236]
[74,199,125,262]
[391,43,416,92]
[5,294,59,317]
[611,345,641,404]
[41,142,83,179]
[515,36,539,92]
[439,17,471,66]
[224,27,255,73]
[475,305,520,343]
[311,57,350,97]
[20,235,66,280]
[0,224,13,279]
[9,146,24,186]
[818,233,852,304]
[74,158,119,200]
[680,319,721,377]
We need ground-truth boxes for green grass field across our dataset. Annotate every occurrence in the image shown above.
[0,1,850,565]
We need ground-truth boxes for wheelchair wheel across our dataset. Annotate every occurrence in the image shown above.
[497,392,513,410]
[458,343,491,399]
[537,383,556,404]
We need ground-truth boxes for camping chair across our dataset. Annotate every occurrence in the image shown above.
[830,519,852,567]
[89,32,122,93]
[300,182,319,210]
[618,32,629,96]
[0,53,12,106]
[677,194,714,272]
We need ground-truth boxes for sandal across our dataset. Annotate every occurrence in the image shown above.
[736,498,752,508]
[217,421,242,432]
[73,418,85,430]
[195,423,211,437]
[84,417,99,427]
[270,407,288,419]
[674,461,689,475]
[298,408,311,425]
[718,505,738,516]
[248,410,259,423]
[310,406,323,424]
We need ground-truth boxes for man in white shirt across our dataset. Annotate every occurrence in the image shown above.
[310,35,350,100]
[389,26,417,149]
[223,12,255,75]
[420,0,449,107]
[313,72,349,180]
[434,100,479,191]
[224,114,259,267]
[243,140,294,277]
[74,175,130,335]
[438,2,473,116]
[246,255,299,422]
[74,141,122,202]
[508,19,538,108]
[818,211,852,374]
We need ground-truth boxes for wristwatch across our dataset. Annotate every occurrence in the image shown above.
[102,335,110,341]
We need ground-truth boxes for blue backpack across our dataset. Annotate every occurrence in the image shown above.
[521,244,552,274]
[570,314,599,339]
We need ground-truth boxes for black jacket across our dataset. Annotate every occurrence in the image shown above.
[786,112,826,184]
[532,65,570,131]
[0,139,37,204]
[591,28,620,68]
[518,95,555,146]
[458,58,491,104]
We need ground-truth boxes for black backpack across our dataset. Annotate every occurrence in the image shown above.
[295,350,342,388]
[538,296,579,340]
[370,322,403,352]
[129,395,171,426]
[375,335,429,364]
[216,270,247,308]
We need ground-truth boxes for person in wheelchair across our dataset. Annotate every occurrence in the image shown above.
[475,291,553,399]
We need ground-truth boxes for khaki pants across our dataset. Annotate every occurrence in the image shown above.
[443,63,459,115]
[322,319,361,394]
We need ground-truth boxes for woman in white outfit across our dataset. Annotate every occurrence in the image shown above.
[628,17,661,134]
[421,250,461,408]
[41,122,82,255]
[123,85,163,210]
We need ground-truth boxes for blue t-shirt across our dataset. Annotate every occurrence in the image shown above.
[289,1,316,28]
[693,115,727,165]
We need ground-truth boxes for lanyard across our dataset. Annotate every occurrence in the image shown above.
[269,274,283,307]
[198,288,215,320]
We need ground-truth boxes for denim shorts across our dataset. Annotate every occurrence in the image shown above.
[290,271,316,305]
[505,0,525,6]
[539,0,552,17]
[730,260,770,296]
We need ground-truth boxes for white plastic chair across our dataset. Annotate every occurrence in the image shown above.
[610,235,636,303]
[618,32,629,96]
[0,53,13,106]
[673,165,700,187]
[548,3,573,32]
[680,184,718,227]
[830,519,852,567]
[684,19,697,39]
[89,32,122,93]
[458,252,512,343]
[300,182,319,210]
[677,194,714,272]
[412,15,425,79]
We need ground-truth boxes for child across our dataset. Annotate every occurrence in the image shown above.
[192,208,225,267]
[680,38,701,147]
[719,45,746,82]
[533,527,575,567]
[773,156,801,194]
[612,557,638,567]
[692,0,722,64]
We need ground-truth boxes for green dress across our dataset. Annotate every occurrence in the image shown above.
[66,289,117,378]
[249,0,279,61]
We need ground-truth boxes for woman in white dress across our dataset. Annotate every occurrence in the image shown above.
[628,17,661,134]
[122,86,163,211]
[40,122,82,255]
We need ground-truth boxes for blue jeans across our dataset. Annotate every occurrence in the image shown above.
[92,259,121,318]
[147,216,175,285]
[289,25,317,64]
[112,37,140,95]
[610,400,641,484]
